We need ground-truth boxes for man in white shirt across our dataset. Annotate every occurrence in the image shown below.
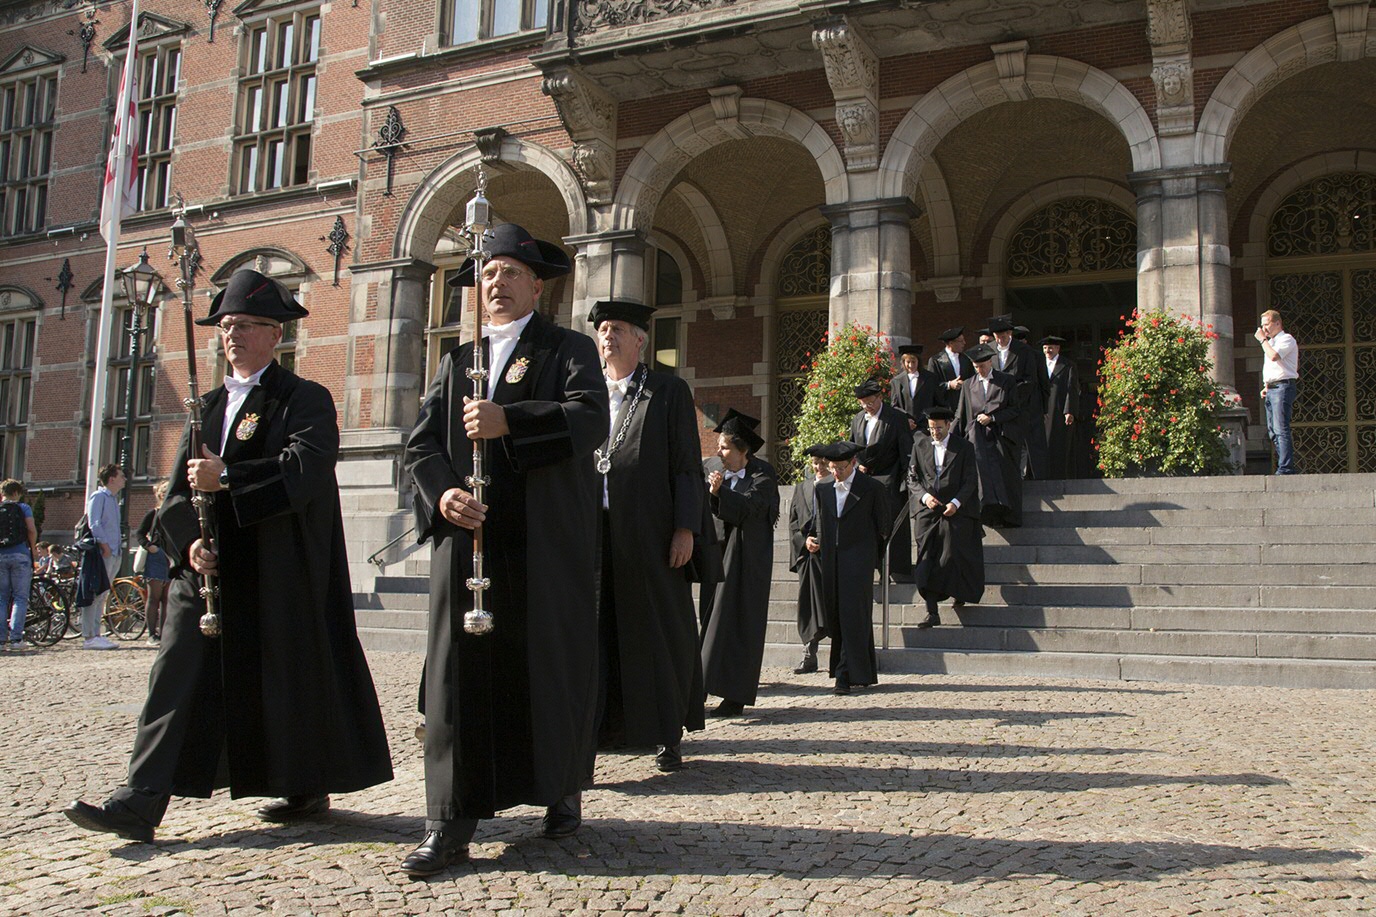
[1256,309,1300,475]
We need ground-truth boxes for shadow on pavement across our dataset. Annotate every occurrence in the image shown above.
[680,737,1161,758]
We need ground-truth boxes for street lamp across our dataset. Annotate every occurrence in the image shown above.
[116,249,165,568]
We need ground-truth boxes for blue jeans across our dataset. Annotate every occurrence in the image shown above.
[1264,380,1298,475]
[0,552,33,644]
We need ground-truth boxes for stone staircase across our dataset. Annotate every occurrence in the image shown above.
[354,473,1376,688]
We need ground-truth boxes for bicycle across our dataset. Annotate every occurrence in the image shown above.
[104,575,148,640]
[23,573,71,647]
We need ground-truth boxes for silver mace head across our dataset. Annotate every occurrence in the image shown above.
[463,609,494,635]
[199,612,222,637]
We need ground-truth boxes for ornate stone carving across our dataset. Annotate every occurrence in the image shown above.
[708,85,743,125]
[1146,0,1191,54]
[1331,0,1372,63]
[812,16,878,173]
[991,40,1030,101]
[472,126,510,164]
[574,0,738,35]
[542,66,618,205]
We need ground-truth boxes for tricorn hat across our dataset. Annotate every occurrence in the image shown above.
[714,408,765,453]
[1040,334,1067,346]
[924,406,955,422]
[966,343,997,363]
[986,316,1014,334]
[588,300,656,331]
[447,223,572,287]
[938,326,965,343]
[197,269,309,326]
[816,441,864,461]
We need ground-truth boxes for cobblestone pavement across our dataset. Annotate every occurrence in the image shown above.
[2,643,1374,916]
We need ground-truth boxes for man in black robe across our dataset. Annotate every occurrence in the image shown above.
[700,410,779,718]
[403,224,609,876]
[909,406,984,627]
[849,380,913,583]
[1038,335,1080,480]
[588,300,704,775]
[956,343,1023,528]
[927,327,974,410]
[812,441,889,696]
[989,317,1047,480]
[890,344,940,430]
[787,447,830,675]
[64,269,392,844]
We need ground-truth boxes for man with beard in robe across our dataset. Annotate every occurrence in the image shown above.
[402,223,608,877]
[588,299,704,775]
[787,447,830,675]
[909,406,984,627]
[1038,335,1079,480]
[849,380,914,583]
[989,317,1047,480]
[956,343,1023,528]
[700,410,779,717]
[927,327,974,410]
[64,269,392,844]
[811,441,889,696]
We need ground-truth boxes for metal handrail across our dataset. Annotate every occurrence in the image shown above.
[366,526,415,570]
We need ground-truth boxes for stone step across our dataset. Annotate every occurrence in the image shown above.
[354,608,428,631]
[985,563,1376,587]
[993,507,1376,528]
[354,590,430,611]
[373,575,431,594]
[983,543,1376,565]
[355,626,427,653]
[1025,489,1367,512]
[1035,472,1376,496]
[769,581,1376,609]
[983,525,1375,547]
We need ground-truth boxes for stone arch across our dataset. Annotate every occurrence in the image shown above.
[755,211,832,301]
[393,137,588,262]
[211,247,310,284]
[660,180,733,299]
[983,178,1138,287]
[613,98,847,233]
[879,56,1161,202]
[1197,13,1376,166]
[916,159,959,279]
[1244,151,1376,259]
[0,284,45,313]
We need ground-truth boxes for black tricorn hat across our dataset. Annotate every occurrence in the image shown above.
[854,379,884,398]
[816,440,864,461]
[447,223,573,287]
[966,343,997,363]
[987,317,1014,334]
[1040,334,1067,346]
[589,300,656,331]
[924,406,955,422]
[897,344,924,356]
[938,326,965,342]
[714,408,765,453]
[197,269,309,326]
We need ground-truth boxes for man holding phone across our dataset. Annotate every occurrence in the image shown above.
[1255,310,1300,475]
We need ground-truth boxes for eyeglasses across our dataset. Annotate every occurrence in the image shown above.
[218,319,279,335]
[480,264,532,283]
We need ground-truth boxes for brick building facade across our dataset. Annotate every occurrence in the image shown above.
[1,0,1373,585]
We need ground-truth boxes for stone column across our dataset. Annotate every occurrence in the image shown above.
[1133,175,1165,316]
[564,228,648,328]
[819,198,919,343]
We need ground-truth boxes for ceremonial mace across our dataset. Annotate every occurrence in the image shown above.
[462,172,495,635]
[169,207,222,637]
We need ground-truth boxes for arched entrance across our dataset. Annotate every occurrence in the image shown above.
[1266,172,1376,473]
[772,225,830,481]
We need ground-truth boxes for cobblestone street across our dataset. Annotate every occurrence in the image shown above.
[1,643,1373,915]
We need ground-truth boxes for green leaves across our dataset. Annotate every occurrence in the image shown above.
[1096,310,1233,477]
[791,322,895,474]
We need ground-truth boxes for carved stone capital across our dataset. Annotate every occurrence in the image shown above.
[541,66,616,140]
[571,141,614,205]
[1152,58,1195,135]
[991,39,1031,101]
[1146,0,1192,56]
[836,102,878,171]
[708,85,743,125]
[813,16,877,104]
[1331,0,1372,63]
[472,126,510,164]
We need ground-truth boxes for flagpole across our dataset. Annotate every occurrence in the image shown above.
[85,0,140,501]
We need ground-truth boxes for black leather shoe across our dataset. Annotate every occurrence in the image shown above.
[400,830,469,877]
[64,799,155,843]
[655,743,683,772]
[917,612,941,628]
[708,700,745,717]
[792,653,818,675]
[542,793,582,838]
[258,794,330,822]
[833,680,851,696]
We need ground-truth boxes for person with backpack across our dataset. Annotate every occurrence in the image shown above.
[0,479,39,651]
[77,464,125,651]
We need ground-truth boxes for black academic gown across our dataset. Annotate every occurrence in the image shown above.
[787,476,827,645]
[849,403,914,575]
[909,432,985,605]
[815,472,888,687]
[927,349,975,410]
[889,370,940,427]
[600,367,705,747]
[955,370,1023,527]
[996,340,1049,480]
[118,360,392,821]
[406,311,608,821]
[1039,356,1080,481]
[700,455,779,707]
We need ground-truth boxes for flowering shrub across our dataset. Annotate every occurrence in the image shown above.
[1095,309,1234,477]
[791,321,895,459]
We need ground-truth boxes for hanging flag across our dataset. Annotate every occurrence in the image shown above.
[98,16,140,243]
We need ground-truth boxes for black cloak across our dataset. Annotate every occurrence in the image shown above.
[405,311,609,820]
[815,471,889,687]
[909,431,985,605]
[787,475,828,645]
[955,370,1023,527]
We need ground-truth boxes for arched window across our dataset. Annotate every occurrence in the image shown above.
[1266,172,1376,473]
[773,225,831,480]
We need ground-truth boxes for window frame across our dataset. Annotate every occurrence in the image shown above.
[232,7,321,195]
[0,68,58,238]
[132,39,182,213]
[0,312,37,477]
[439,0,548,49]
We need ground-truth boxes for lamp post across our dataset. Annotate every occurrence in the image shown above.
[117,249,165,568]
